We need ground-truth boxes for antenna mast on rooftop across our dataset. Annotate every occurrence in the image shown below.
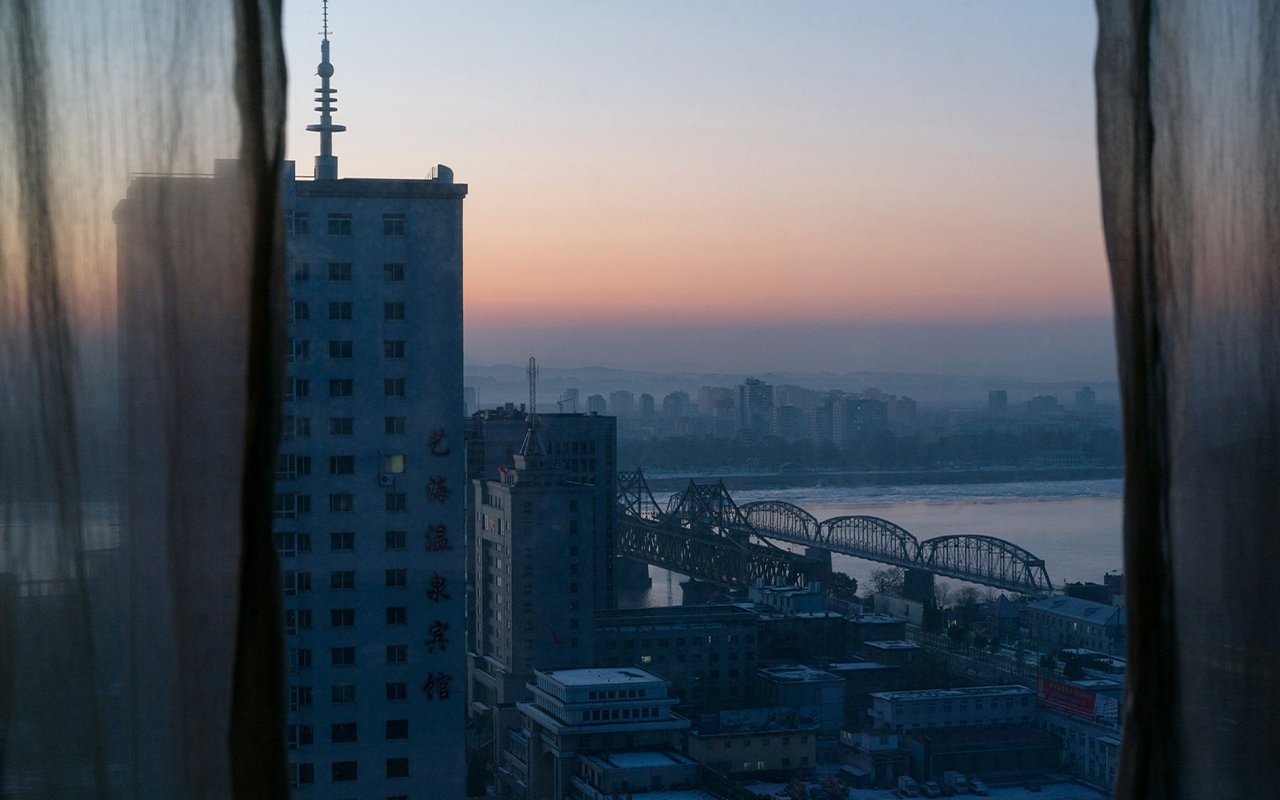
[307,0,346,179]
[527,357,538,424]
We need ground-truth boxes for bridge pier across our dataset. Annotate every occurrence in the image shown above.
[804,547,833,581]
[681,579,732,606]
[903,569,935,604]
[613,557,653,595]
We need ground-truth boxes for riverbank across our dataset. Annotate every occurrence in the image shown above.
[640,466,1124,493]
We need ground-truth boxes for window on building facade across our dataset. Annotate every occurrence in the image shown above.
[328,340,353,358]
[384,340,405,358]
[329,455,355,475]
[385,416,406,434]
[386,719,409,739]
[329,416,353,435]
[330,570,355,589]
[384,378,405,396]
[328,301,353,320]
[328,379,354,397]
[327,213,352,235]
[384,301,405,320]
[384,262,404,281]
[386,568,407,587]
[331,648,356,667]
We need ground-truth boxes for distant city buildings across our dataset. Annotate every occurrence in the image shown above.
[558,388,580,413]
[1075,385,1097,412]
[1026,394,1061,415]
[988,389,1008,413]
[609,390,635,417]
[738,378,774,436]
[639,393,656,419]
[587,394,607,414]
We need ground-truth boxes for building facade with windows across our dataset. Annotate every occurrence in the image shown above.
[1026,596,1126,656]
[592,604,760,714]
[270,31,468,798]
[468,438,601,710]
[738,378,774,435]
[869,686,1036,732]
[276,152,467,800]
[502,668,689,800]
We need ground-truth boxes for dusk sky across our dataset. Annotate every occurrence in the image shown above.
[283,2,1111,375]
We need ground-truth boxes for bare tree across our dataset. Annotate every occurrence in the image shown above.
[870,567,905,596]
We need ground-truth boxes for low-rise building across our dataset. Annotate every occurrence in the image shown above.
[869,686,1036,732]
[756,610,850,664]
[863,640,920,668]
[501,668,689,800]
[1026,596,1126,656]
[848,614,907,649]
[687,708,819,779]
[826,662,907,729]
[756,665,845,735]
[748,581,826,614]
[572,751,699,799]
[908,724,1062,782]
[838,729,909,789]
[1038,710,1121,790]
[593,605,759,713]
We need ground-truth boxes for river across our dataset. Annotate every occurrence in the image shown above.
[616,479,1124,608]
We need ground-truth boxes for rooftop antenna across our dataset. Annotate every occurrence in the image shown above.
[527,357,538,425]
[519,357,544,457]
[306,0,346,180]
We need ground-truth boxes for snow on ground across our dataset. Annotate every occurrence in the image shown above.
[846,783,1110,800]
[745,781,1110,800]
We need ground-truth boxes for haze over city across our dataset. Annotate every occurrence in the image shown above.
[282,2,1109,379]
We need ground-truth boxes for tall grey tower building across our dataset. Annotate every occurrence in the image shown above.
[275,13,467,799]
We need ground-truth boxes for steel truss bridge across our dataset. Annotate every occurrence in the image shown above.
[615,470,1053,596]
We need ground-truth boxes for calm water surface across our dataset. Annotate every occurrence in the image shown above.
[619,480,1123,607]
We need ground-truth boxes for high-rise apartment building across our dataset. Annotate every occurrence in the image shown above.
[738,378,774,435]
[464,410,617,614]
[608,390,635,417]
[469,430,599,707]
[463,409,619,791]
[638,393,656,419]
[833,397,888,445]
[988,389,1008,414]
[274,26,467,800]
[586,394,607,414]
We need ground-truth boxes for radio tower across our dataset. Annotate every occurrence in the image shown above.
[520,357,544,456]
[307,0,346,179]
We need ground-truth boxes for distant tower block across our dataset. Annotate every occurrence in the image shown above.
[306,0,347,179]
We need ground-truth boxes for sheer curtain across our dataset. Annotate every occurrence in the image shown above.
[0,0,287,797]
[1097,1,1280,797]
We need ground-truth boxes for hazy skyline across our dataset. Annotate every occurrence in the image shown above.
[283,2,1111,376]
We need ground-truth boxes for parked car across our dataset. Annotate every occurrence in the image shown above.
[897,776,920,797]
[1023,778,1043,792]
[922,782,942,798]
[968,779,990,796]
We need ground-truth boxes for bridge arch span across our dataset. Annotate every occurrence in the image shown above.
[740,501,818,541]
[817,516,920,563]
[918,535,1053,594]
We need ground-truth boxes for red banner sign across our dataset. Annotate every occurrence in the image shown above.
[1036,677,1098,720]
